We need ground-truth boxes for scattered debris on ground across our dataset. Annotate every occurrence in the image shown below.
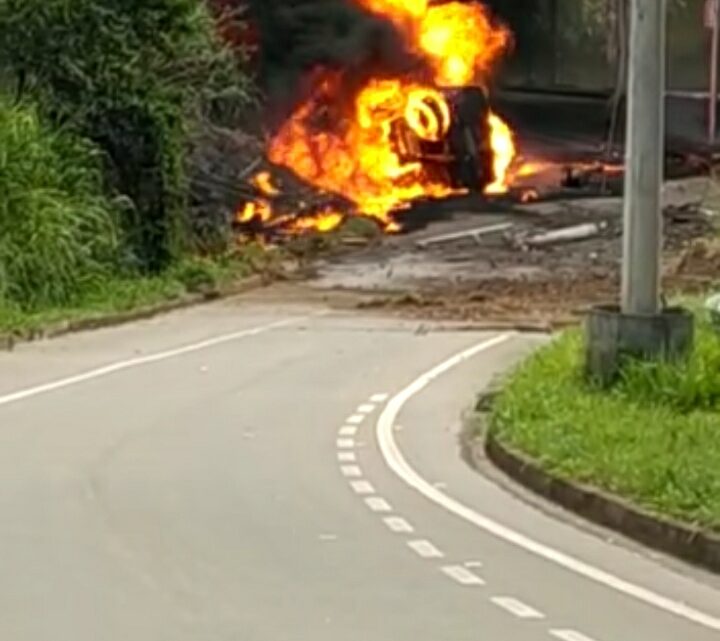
[302,177,717,327]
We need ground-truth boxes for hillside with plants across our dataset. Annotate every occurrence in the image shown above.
[0,0,257,335]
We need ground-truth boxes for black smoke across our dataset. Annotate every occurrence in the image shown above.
[248,0,424,112]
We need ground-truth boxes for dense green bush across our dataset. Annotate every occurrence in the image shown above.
[0,96,118,309]
[0,0,249,271]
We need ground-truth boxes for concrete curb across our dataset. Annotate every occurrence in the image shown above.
[0,275,265,352]
[481,429,720,574]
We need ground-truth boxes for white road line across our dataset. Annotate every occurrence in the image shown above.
[383,516,414,533]
[491,597,545,619]
[464,560,483,569]
[340,465,362,478]
[407,539,444,559]
[319,534,338,542]
[375,333,720,633]
[346,414,365,425]
[370,393,389,403]
[365,497,392,512]
[357,404,375,414]
[350,480,375,495]
[440,565,485,586]
[0,317,308,408]
[550,630,598,641]
[337,452,356,463]
[338,425,358,437]
[336,438,355,449]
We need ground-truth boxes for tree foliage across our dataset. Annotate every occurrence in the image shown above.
[0,0,250,271]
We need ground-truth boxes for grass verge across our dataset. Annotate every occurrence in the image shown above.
[0,247,274,338]
[488,306,720,532]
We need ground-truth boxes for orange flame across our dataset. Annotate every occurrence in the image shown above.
[269,75,457,226]
[404,88,451,141]
[287,210,344,233]
[237,200,272,223]
[253,171,279,196]
[243,0,516,234]
[485,112,516,195]
[356,0,511,86]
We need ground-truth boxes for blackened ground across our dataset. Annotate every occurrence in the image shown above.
[286,176,718,329]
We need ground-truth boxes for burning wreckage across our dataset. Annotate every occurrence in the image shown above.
[235,0,518,237]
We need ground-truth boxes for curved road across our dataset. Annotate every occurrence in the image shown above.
[1,299,719,641]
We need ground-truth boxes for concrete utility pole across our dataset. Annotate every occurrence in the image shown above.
[586,0,694,384]
[621,0,666,315]
[708,0,720,145]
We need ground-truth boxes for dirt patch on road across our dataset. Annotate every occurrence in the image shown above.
[299,178,718,327]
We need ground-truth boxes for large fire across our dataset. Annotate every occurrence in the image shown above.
[240,0,516,234]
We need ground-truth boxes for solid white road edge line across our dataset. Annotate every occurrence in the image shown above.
[375,332,720,633]
[0,316,310,408]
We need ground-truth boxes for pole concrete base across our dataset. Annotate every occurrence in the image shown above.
[585,305,694,385]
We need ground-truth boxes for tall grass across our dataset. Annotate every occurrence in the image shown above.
[616,312,720,413]
[0,95,118,309]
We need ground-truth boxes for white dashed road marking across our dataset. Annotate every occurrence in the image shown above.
[336,438,355,449]
[549,631,598,641]
[350,480,375,495]
[491,597,545,620]
[365,497,392,513]
[407,539,444,559]
[340,465,362,478]
[338,425,358,436]
[370,393,389,403]
[440,565,485,586]
[337,452,356,462]
[383,516,414,533]
[464,560,483,569]
[346,415,364,425]
[376,333,720,633]
[357,404,375,414]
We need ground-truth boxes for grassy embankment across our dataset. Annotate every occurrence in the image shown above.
[489,304,720,531]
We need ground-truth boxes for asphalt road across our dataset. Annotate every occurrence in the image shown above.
[1,299,719,641]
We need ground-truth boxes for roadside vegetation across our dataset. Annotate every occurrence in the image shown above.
[0,0,254,336]
[489,304,720,532]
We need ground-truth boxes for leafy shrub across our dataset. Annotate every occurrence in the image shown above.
[0,96,118,309]
[0,0,250,271]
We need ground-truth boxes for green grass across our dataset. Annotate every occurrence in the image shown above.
[489,308,720,532]
[0,251,262,337]
[0,95,119,309]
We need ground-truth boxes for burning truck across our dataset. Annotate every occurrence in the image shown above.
[236,0,517,235]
